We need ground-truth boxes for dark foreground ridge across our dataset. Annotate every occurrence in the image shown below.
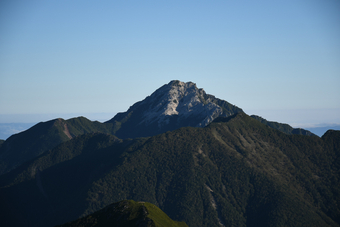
[56,200,188,227]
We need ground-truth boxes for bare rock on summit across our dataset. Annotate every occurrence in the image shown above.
[106,80,243,138]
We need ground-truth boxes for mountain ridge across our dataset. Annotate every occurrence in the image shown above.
[106,80,243,138]
[56,200,188,227]
[250,115,316,136]
[0,80,328,175]
[0,112,339,227]
[0,117,114,174]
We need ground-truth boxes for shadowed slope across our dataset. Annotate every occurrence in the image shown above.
[0,117,114,175]
[0,113,339,227]
[1,81,318,178]
[106,80,243,139]
[250,115,316,136]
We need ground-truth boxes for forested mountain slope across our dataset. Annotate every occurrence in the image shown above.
[250,115,316,136]
[0,117,114,175]
[0,113,339,227]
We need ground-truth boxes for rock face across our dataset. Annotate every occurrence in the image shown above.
[107,80,243,138]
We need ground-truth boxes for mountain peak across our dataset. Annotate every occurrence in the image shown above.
[169,79,196,87]
[145,80,206,119]
[107,80,243,138]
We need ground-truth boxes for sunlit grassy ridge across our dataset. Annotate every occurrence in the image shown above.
[57,200,188,227]
[143,201,188,227]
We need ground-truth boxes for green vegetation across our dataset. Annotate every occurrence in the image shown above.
[0,117,116,175]
[250,115,316,136]
[144,202,188,227]
[0,118,71,174]
[65,117,113,135]
[0,113,339,227]
[57,200,188,227]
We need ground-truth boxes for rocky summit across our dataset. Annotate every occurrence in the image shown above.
[137,80,224,127]
[107,80,243,138]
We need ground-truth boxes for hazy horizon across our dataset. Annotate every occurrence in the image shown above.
[1,1,339,131]
[1,108,339,140]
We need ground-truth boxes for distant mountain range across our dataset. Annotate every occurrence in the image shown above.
[306,124,340,137]
[1,120,338,140]
[0,80,339,227]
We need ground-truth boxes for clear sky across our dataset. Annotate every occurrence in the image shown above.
[1,0,339,128]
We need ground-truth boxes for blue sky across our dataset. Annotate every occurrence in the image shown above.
[0,0,339,128]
